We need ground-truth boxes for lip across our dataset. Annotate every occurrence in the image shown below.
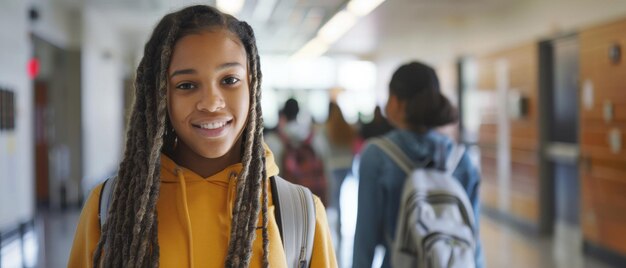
[191,118,233,138]
[191,117,233,126]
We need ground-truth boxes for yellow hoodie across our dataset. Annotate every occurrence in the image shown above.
[69,146,337,267]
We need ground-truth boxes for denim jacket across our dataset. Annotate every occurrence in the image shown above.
[352,129,483,268]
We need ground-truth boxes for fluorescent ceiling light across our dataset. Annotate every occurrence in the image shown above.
[347,0,386,17]
[318,10,357,44]
[252,0,277,22]
[217,0,245,15]
[292,0,386,59]
[291,37,329,61]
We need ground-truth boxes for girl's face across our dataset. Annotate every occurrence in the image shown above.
[167,29,250,159]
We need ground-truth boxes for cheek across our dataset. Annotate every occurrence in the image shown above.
[385,100,394,120]
[166,91,176,124]
[386,98,403,126]
[236,88,251,121]
[168,93,192,126]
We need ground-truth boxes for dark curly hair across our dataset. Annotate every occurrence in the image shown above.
[389,61,458,133]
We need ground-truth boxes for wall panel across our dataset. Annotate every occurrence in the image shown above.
[579,17,626,257]
[475,43,541,225]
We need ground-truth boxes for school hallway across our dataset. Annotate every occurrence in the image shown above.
[2,0,626,267]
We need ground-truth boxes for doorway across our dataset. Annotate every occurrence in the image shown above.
[539,35,582,265]
[31,35,83,210]
[34,81,50,207]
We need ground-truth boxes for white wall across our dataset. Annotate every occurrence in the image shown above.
[81,7,125,191]
[30,0,82,49]
[0,0,34,231]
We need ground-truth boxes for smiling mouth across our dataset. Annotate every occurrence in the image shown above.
[193,120,232,130]
[191,119,233,138]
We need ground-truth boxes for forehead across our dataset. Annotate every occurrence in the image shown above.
[169,29,247,70]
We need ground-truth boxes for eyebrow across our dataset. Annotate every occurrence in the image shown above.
[169,62,245,78]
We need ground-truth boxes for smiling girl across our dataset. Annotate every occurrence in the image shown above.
[69,5,337,268]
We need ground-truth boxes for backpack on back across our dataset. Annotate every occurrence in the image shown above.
[280,130,328,205]
[371,137,476,268]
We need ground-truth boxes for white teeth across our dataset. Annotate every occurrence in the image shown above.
[199,121,227,130]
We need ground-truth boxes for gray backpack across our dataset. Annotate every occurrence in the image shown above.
[99,175,315,268]
[371,137,476,268]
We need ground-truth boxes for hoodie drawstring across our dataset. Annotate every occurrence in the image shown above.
[175,167,195,267]
[226,171,237,219]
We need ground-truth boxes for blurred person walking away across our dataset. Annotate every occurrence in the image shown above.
[278,98,329,205]
[353,61,483,268]
[319,101,358,260]
[263,109,287,171]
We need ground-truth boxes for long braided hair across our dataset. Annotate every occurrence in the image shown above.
[92,5,269,267]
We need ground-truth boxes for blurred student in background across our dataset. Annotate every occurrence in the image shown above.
[353,61,483,268]
[277,98,329,205]
[320,101,358,253]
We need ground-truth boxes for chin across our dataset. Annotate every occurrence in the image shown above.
[195,144,231,159]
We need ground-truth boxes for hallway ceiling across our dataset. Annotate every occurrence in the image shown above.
[69,0,346,55]
[53,0,626,66]
[53,0,521,56]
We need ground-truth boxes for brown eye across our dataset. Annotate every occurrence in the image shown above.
[176,82,196,90]
[222,77,240,85]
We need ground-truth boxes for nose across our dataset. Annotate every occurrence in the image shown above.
[196,85,225,112]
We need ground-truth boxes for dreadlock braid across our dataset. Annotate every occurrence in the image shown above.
[92,12,179,267]
[93,56,148,267]
[247,21,268,265]
[116,56,152,267]
[223,19,269,268]
[131,18,179,268]
[92,5,271,268]
[261,174,270,267]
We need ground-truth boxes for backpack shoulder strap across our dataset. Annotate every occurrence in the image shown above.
[99,176,117,229]
[271,176,316,268]
[445,144,466,175]
[370,137,414,174]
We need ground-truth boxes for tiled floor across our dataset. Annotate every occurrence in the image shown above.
[0,178,618,268]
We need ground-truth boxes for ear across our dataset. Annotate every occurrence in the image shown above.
[385,94,405,128]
